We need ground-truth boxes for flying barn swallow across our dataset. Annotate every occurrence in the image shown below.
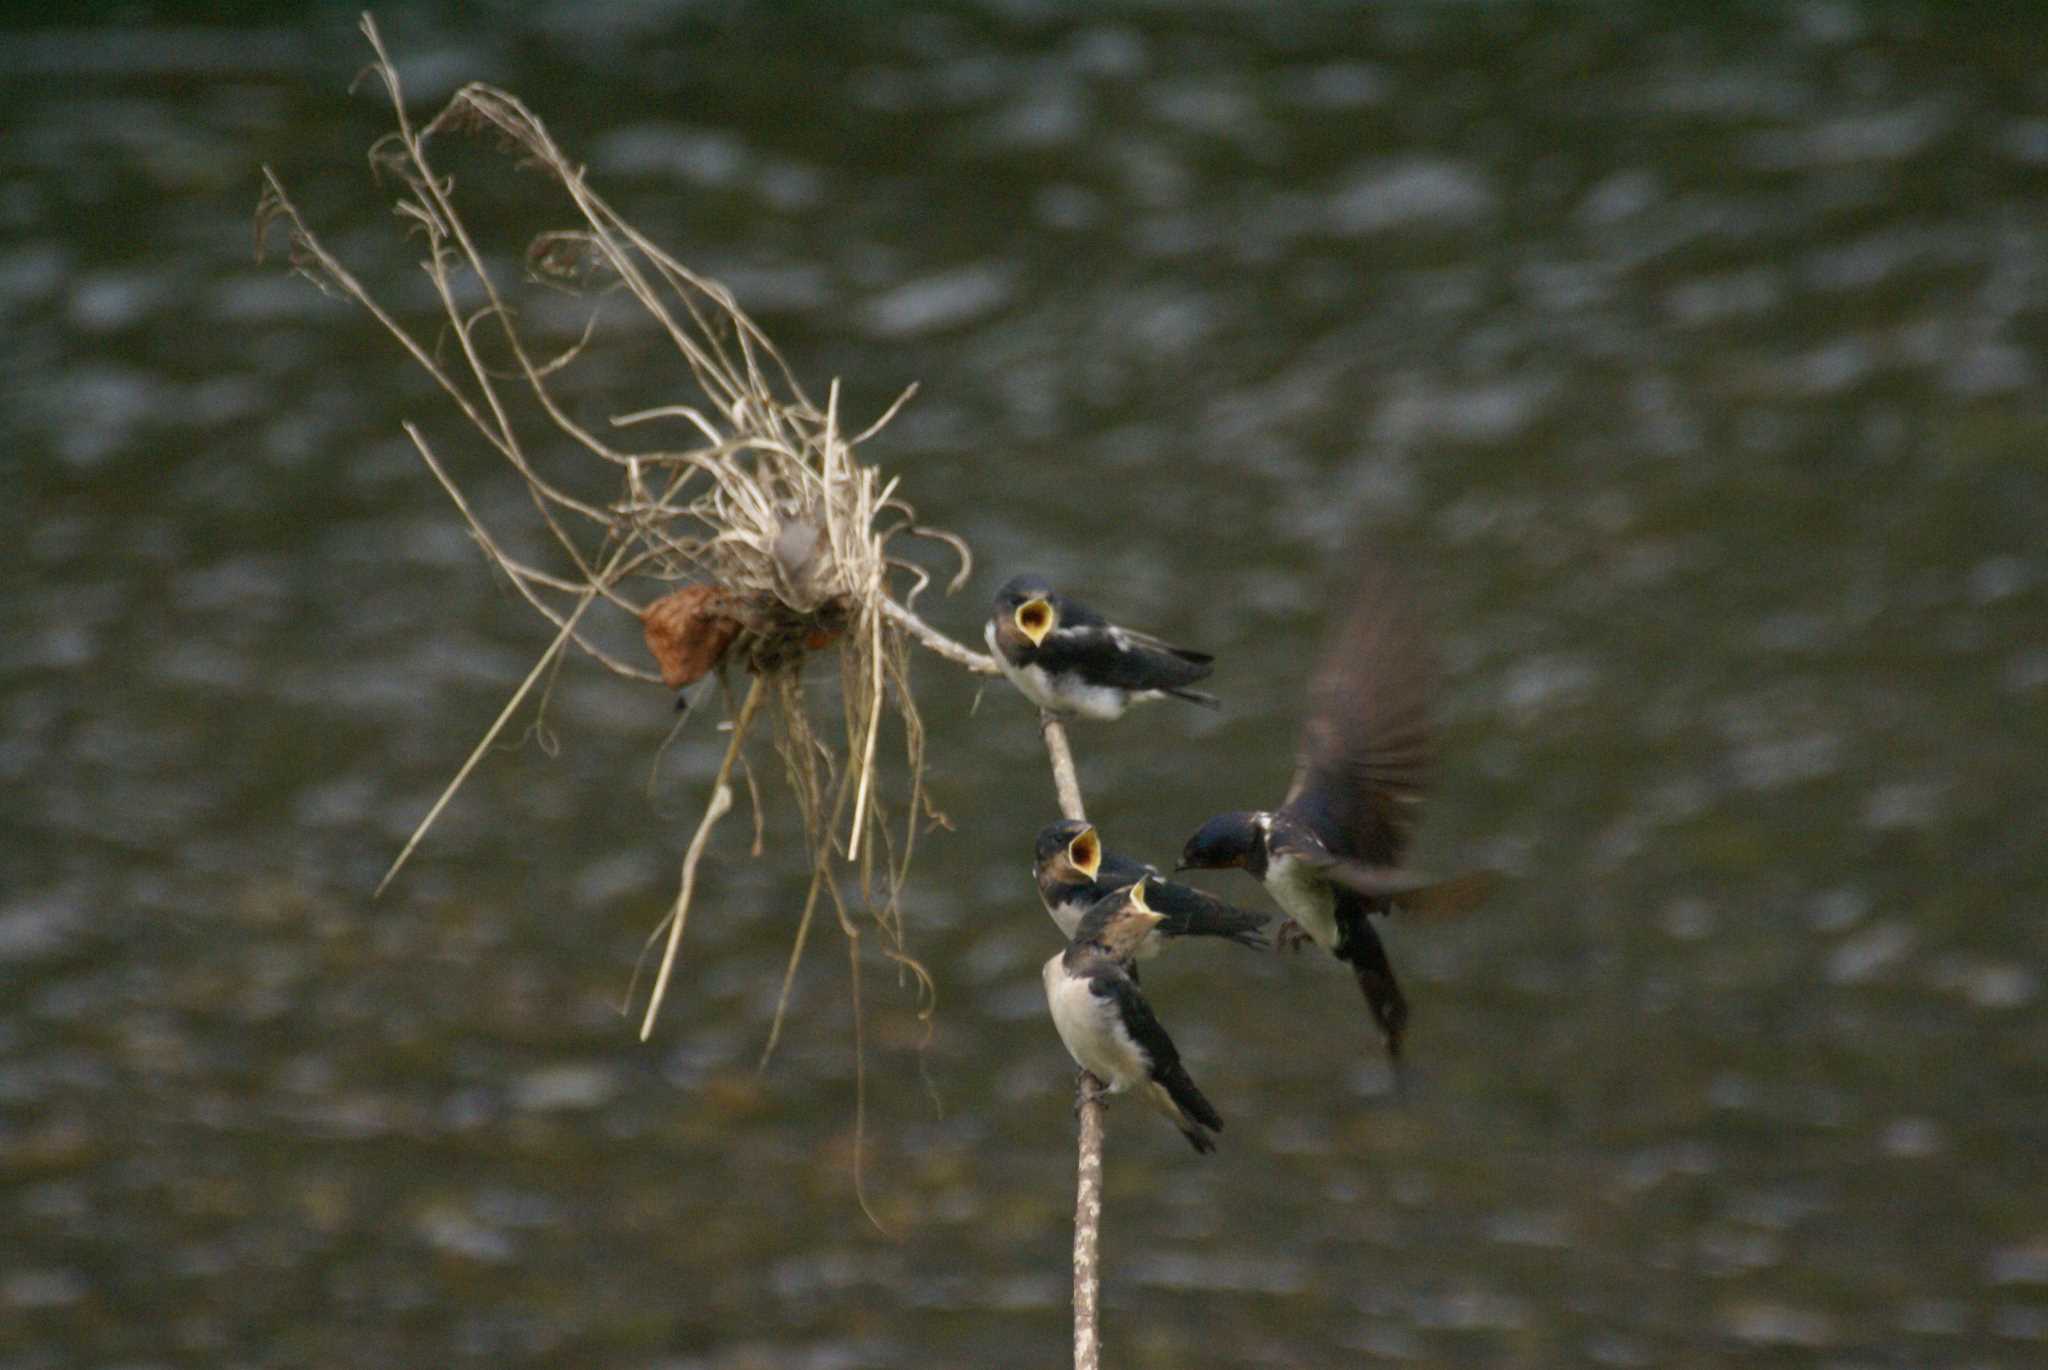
[1177,557,1496,1069]
[1034,819,1269,955]
[985,574,1219,720]
[1042,881,1225,1154]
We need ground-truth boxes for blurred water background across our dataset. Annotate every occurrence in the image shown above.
[4,2,2046,1366]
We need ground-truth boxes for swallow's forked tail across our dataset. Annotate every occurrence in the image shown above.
[1149,1065,1223,1154]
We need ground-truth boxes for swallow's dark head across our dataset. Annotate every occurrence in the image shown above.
[1077,879,1163,958]
[1033,818,1101,882]
[992,573,1059,647]
[1177,811,1263,872]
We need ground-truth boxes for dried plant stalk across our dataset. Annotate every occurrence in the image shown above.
[255,14,1000,1067]
[1040,711,1105,1370]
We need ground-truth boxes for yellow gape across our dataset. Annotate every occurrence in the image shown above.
[1128,877,1152,913]
[1067,827,1101,879]
[1015,597,1055,645]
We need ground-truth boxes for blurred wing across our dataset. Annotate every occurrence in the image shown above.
[1281,556,1437,866]
[1392,867,1503,920]
[1266,822,1434,899]
[1315,856,1448,900]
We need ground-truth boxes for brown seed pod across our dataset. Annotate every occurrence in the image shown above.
[641,584,744,690]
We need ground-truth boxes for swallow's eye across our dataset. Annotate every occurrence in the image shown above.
[1016,599,1054,640]
[1068,831,1099,876]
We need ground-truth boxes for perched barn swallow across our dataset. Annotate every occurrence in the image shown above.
[985,573,1218,720]
[1034,819,1268,955]
[1177,558,1496,1068]
[1042,881,1225,1154]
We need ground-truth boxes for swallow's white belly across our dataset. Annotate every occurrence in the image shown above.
[1043,957,1144,1092]
[1039,672,1142,720]
[1264,851,1340,951]
[986,621,1136,719]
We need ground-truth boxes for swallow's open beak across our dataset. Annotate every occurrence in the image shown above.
[1068,827,1101,879]
[1015,598,1054,646]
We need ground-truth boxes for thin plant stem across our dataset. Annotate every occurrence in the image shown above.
[375,583,603,897]
[639,675,767,1041]
[1073,1068,1105,1370]
[1040,708,1103,1370]
[883,598,1001,675]
[1040,710,1086,822]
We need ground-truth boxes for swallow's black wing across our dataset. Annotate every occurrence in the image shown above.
[1034,621,1215,696]
[1088,967,1182,1084]
[1095,851,1162,887]
[1094,852,1266,948]
[1279,556,1436,867]
[1150,879,1272,949]
[1092,968,1223,1135]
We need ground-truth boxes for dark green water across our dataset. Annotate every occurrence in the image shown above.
[4,4,2046,1366]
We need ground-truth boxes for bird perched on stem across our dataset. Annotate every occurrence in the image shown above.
[1177,558,1496,1070]
[1034,819,1268,955]
[1043,880,1225,1154]
[986,573,1218,720]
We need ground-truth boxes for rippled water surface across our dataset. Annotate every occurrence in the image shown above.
[5,3,2046,1366]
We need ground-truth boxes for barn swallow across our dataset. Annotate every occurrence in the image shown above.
[1042,881,1224,1154]
[1177,558,1497,1068]
[985,573,1219,720]
[1034,819,1268,955]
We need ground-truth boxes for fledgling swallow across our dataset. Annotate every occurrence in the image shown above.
[1042,881,1224,1154]
[1033,819,1269,956]
[1177,557,1497,1069]
[985,573,1219,720]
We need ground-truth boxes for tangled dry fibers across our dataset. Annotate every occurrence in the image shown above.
[257,17,1004,1190]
